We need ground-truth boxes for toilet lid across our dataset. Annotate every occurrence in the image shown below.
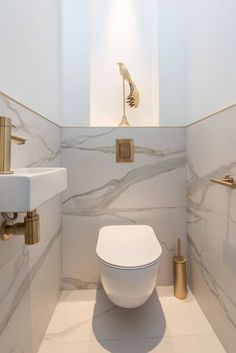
[96,225,162,268]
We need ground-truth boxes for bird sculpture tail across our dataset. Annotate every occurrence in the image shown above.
[117,62,140,126]
[118,63,140,109]
[127,81,140,108]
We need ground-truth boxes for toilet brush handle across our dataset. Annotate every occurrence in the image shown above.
[177,238,181,260]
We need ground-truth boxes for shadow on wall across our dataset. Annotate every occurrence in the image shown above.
[92,290,166,352]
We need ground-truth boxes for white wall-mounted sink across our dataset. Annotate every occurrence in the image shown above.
[0,168,67,212]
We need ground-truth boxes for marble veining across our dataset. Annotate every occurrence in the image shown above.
[63,277,102,290]
[61,129,185,158]
[38,287,226,353]
[188,235,236,328]
[0,93,62,353]
[0,227,61,336]
[0,94,60,168]
[44,306,117,343]
[187,105,236,353]
[61,127,186,288]
[2,91,235,353]
[0,247,29,303]
[63,157,185,214]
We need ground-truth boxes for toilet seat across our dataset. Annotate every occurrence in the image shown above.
[96,225,162,269]
[99,257,160,270]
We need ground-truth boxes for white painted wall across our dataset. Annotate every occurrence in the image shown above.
[186,0,236,124]
[159,0,236,126]
[159,0,188,126]
[90,0,159,127]
[1,0,235,126]
[61,0,90,126]
[61,0,159,126]
[0,0,61,124]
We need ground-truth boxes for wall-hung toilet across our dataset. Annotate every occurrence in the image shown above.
[96,225,162,308]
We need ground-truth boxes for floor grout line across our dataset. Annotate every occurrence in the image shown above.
[41,333,221,346]
[42,333,218,345]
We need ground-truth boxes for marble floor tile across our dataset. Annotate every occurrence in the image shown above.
[39,334,226,353]
[41,288,213,343]
[38,287,225,353]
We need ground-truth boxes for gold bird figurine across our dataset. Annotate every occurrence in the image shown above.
[118,63,140,108]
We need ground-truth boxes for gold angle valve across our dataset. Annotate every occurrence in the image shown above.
[0,209,40,245]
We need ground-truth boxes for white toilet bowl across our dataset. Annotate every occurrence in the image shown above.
[96,225,162,308]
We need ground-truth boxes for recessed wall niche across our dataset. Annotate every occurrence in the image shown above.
[62,0,159,127]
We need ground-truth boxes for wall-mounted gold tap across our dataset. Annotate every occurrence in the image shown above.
[0,209,40,245]
[0,116,26,174]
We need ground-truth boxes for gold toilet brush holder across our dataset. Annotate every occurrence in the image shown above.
[173,238,187,299]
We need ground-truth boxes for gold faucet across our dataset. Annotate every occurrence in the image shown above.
[0,117,39,245]
[0,116,26,174]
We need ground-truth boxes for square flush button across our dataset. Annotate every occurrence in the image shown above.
[116,139,134,162]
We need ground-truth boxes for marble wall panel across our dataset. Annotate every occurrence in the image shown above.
[0,93,62,353]
[187,106,236,353]
[61,127,186,289]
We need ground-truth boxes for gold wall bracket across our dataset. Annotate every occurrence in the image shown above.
[210,175,236,189]
[0,210,40,245]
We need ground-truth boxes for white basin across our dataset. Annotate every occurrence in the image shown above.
[0,168,67,212]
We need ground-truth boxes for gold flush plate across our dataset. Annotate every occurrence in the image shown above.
[116,139,134,163]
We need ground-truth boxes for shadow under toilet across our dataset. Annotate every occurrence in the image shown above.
[92,288,166,353]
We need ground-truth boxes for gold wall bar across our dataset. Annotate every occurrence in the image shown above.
[210,175,236,189]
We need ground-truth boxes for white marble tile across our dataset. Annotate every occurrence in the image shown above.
[41,288,213,345]
[0,200,62,336]
[0,234,61,353]
[61,127,186,287]
[0,93,62,353]
[62,206,186,289]
[0,94,60,169]
[187,105,236,353]
[38,287,226,353]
